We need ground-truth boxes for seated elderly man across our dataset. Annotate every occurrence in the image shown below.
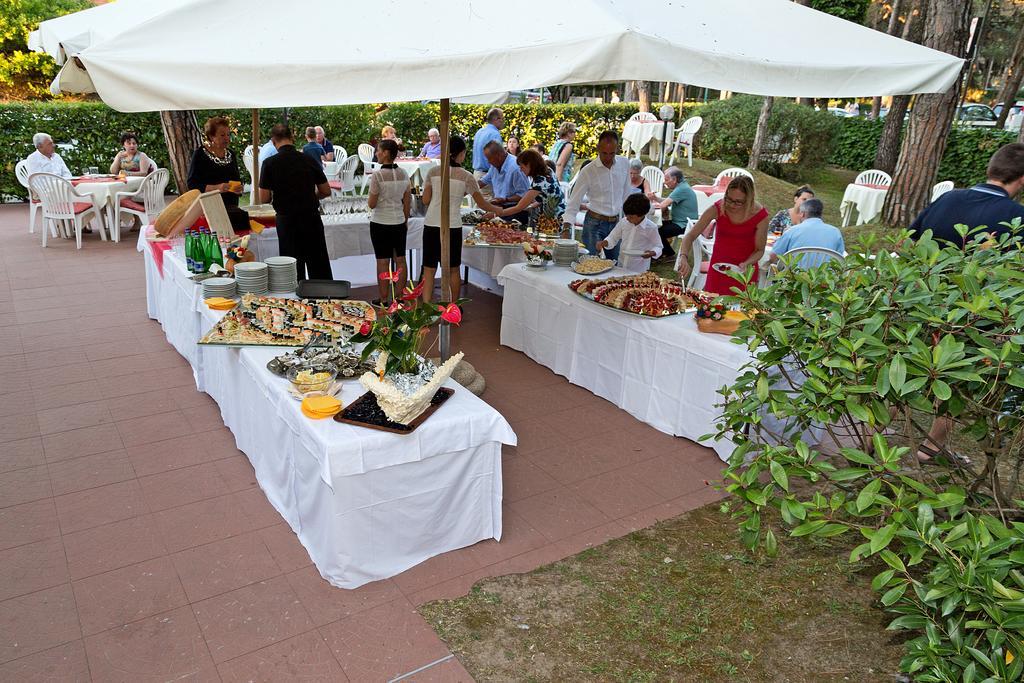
[768,198,845,268]
[27,133,72,179]
[480,140,531,222]
[419,128,442,159]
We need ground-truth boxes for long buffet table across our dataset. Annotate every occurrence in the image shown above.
[139,236,515,589]
[496,264,751,461]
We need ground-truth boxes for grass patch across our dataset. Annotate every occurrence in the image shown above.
[421,504,905,682]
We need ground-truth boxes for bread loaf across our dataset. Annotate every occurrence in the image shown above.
[153,189,200,236]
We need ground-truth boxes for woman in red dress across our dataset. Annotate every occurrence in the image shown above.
[676,175,769,295]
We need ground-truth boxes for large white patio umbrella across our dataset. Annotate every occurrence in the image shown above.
[43,0,963,357]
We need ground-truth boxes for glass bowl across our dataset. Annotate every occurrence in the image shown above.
[287,365,337,394]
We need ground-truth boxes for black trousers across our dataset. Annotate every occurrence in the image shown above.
[658,221,686,256]
[276,210,332,281]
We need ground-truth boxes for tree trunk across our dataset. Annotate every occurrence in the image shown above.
[637,81,651,112]
[994,21,1024,129]
[873,95,913,174]
[881,0,971,227]
[159,111,202,194]
[748,96,775,171]
[624,81,638,102]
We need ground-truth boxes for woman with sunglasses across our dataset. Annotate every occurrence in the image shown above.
[676,175,769,295]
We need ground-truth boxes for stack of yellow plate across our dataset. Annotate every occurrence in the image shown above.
[301,395,342,420]
[205,297,237,310]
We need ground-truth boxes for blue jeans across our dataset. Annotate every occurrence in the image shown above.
[582,214,618,260]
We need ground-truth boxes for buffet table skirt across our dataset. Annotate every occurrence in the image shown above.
[497,264,751,461]
[139,239,515,588]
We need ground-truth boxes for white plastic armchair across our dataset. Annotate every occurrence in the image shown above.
[713,167,753,187]
[669,116,703,167]
[854,169,892,187]
[931,180,954,202]
[628,111,658,122]
[333,146,348,165]
[15,159,47,236]
[641,166,665,196]
[329,155,360,197]
[357,143,379,194]
[29,173,105,249]
[113,168,169,242]
[673,220,706,289]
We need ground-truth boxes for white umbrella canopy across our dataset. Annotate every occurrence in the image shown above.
[53,0,963,111]
[29,0,176,65]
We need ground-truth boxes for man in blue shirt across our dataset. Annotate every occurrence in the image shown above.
[301,126,326,169]
[910,143,1024,247]
[258,138,278,172]
[314,126,335,161]
[472,108,505,180]
[769,198,845,268]
[480,141,531,222]
[419,128,442,159]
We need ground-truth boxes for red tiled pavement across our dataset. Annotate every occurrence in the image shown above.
[0,203,726,680]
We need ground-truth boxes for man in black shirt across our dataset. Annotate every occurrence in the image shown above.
[909,142,1024,247]
[259,125,333,280]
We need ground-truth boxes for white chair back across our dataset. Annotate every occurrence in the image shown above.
[138,168,170,215]
[242,145,254,178]
[628,111,658,122]
[357,143,375,165]
[29,173,81,219]
[931,180,954,202]
[777,246,845,271]
[641,166,664,195]
[714,167,753,186]
[680,116,703,142]
[695,191,723,216]
[15,159,31,190]
[333,146,348,163]
[339,155,360,194]
[854,169,891,187]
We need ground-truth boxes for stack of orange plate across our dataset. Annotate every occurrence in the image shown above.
[205,297,237,310]
[301,395,342,420]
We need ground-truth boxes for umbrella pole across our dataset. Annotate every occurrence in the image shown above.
[251,108,260,204]
[438,98,451,361]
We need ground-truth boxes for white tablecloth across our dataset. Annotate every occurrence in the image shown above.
[395,157,440,188]
[139,240,515,588]
[74,175,146,232]
[497,264,751,461]
[249,214,426,262]
[622,120,675,158]
[840,183,888,226]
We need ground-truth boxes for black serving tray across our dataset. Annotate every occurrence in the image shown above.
[296,279,351,299]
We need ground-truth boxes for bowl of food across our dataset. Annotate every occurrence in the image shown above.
[287,365,338,394]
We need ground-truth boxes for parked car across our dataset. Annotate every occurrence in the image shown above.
[827,107,854,118]
[954,103,998,127]
[993,100,1024,130]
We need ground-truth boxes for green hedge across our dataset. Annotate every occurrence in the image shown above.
[695,95,839,177]
[828,116,1017,188]
[0,102,375,200]
[378,102,703,168]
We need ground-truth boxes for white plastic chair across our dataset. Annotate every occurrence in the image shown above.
[672,220,706,289]
[242,145,254,179]
[714,168,754,187]
[112,168,169,242]
[332,146,348,164]
[329,155,360,197]
[642,166,665,195]
[357,143,379,194]
[669,116,703,167]
[29,173,105,249]
[628,111,658,122]
[931,180,954,202]
[15,159,48,236]
[854,169,892,187]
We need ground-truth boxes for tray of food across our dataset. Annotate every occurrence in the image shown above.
[266,342,375,379]
[199,294,376,347]
[568,272,698,318]
[463,220,550,248]
[571,257,616,275]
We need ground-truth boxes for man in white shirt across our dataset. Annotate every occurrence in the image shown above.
[26,133,72,179]
[562,130,633,260]
[597,194,662,272]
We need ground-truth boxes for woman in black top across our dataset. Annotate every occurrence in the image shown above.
[186,116,249,232]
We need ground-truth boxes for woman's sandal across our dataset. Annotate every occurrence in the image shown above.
[917,442,972,467]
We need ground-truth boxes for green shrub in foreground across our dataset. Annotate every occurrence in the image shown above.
[715,230,1024,680]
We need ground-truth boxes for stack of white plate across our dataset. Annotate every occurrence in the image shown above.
[265,256,298,293]
[553,239,578,267]
[233,262,269,295]
[202,277,237,300]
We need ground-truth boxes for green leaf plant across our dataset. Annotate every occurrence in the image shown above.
[714,225,1024,680]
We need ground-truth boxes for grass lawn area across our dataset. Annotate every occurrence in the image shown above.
[421,505,905,681]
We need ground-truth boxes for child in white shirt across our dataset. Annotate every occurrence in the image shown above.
[597,193,662,272]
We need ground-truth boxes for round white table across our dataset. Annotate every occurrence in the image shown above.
[840,183,889,226]
[71,175,146,236]
[622,120,675,159]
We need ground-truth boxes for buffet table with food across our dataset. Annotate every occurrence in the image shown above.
[496,264,751,461]
[138,234,515,589]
